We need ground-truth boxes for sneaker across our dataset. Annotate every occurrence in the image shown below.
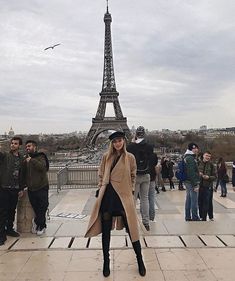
[6,229,20,237]
[143,224,150,231]
[31,218,37,234]
[193,218,202,221]
[210,218,214,221]
[36,228,46,236]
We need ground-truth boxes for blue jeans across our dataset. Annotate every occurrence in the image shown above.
[148,180,156,221]
[135,174,150,225]
[185,182,199,221]
[219,180,227,196]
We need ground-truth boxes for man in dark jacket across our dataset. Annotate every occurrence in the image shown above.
[22,140,49,236]
[0,137,24,246]
[198,151,216,221]
[184,142,200,221]
[127,126,153,231]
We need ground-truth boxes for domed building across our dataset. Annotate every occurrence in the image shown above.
[8,126,15,138]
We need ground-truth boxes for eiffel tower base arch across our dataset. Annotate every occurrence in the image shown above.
[85,118,131,147]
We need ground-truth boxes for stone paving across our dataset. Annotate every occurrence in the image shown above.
[1,185,235,280]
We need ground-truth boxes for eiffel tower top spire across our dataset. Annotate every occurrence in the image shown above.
[106,0,109,13]
[102,0,116,93]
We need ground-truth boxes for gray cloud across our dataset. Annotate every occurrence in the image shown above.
[0,0,235,133]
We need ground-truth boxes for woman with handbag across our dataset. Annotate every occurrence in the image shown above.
[217,157,228,197]
[85,131,146,277]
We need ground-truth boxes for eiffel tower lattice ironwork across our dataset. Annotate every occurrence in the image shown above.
[85,2,130,146]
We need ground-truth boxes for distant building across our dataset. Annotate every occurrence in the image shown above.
[131,125,136,134]
[8,126,14,138]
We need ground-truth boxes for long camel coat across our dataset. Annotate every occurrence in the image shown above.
[85,151,140,242]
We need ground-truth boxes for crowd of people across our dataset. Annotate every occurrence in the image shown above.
[85,126,235,277]
[1,130,235,278]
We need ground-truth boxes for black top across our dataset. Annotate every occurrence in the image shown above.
[100,155,124,213]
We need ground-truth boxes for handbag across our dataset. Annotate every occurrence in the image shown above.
[95,189,99,198]
[222,174,229,183]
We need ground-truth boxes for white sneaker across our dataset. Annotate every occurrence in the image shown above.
[31,219,37,234]
[36,228,46,236]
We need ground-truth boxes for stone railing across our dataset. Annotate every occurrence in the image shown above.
[48,165,99,191]
[48,163,234,191]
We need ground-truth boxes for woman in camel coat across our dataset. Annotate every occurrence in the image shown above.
[85,131,146,277]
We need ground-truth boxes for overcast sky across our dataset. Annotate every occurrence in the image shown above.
[0,0,235,134]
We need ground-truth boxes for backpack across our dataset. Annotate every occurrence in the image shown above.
[175,158,187,181]
[135,145,150,175]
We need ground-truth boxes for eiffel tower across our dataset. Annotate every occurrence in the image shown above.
[85,1,130,146]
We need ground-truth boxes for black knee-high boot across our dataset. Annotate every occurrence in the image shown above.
[101,216,112,277]
[120,212,146,276]
[132,240,146,276]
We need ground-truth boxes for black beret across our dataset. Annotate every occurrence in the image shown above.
[109,131,125,141]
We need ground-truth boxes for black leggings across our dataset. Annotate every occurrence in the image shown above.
[101,210,130,236]
[101,211,130,258]
[101,210,142,260]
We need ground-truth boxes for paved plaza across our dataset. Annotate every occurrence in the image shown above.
[1,184,235,280]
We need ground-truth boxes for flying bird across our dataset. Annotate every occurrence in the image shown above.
[44,43,61,51]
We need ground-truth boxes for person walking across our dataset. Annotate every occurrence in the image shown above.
[232,161,235,192]
[0,137,24,246]
[213,160,220,192]
[167,158,175,189]
[127,126,153,231]
[198,151,216,221]
[175,155,186,190]
[155,162,165,193]
[161,157,175,190]
[184,143,200,221]
[160,157,167,191]
[217,157,228,197]
[161,157,168,188]
[85,131,146,277]
[22,140,49,235]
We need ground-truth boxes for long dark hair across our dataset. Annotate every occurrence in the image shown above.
[217,157,226,169]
